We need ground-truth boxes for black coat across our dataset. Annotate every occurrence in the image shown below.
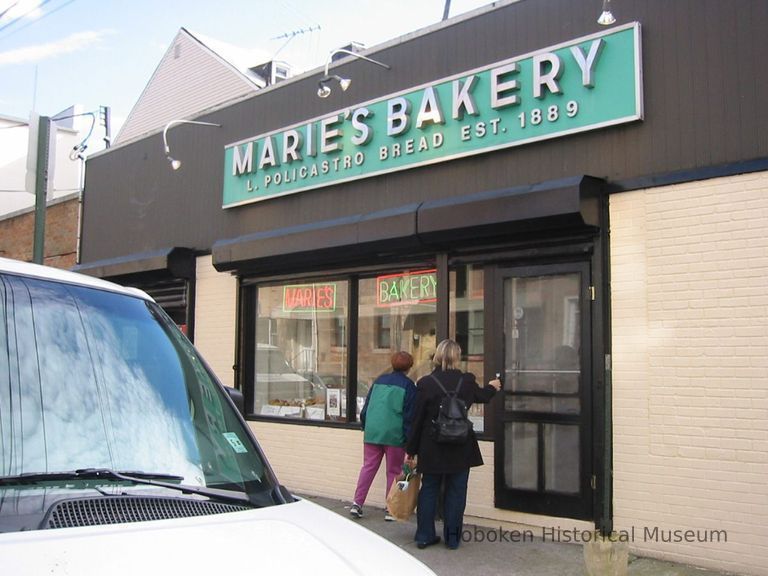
[406,368,497,474]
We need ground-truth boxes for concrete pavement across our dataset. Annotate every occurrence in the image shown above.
[302,494,739,576]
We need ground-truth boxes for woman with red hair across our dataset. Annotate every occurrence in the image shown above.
[350,351,416,521]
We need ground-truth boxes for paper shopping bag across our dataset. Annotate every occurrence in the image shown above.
[386,471,421,521]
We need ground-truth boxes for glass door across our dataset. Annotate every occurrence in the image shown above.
[493,263,593,520]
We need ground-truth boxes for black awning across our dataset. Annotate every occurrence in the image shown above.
[212,176,603,273]
[73,247,196,281]
[416,175,601,245]
[213,203,421,273]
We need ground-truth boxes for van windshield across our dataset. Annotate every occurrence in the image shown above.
[0,273,275,503]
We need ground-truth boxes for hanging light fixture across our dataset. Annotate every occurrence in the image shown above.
[315,48,390,98]
[162,120,221,170]
[597,0,616,25]
[317,75,351,98]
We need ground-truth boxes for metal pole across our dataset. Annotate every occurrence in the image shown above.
[33,115,51,265]
[101,105,112,148]
[442,0,452,20]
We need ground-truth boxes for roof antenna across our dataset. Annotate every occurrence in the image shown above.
[270,25,321,59]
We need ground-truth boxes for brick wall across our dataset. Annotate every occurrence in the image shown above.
[248,421,594,535]
[611,172,768,576]
[0,195,79,269]
[193,255,237,387]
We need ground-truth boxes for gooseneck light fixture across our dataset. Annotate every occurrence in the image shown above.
[317,74,352,97]
[162,119,221,170]
[597,0,616,25]
[317,48,390,98]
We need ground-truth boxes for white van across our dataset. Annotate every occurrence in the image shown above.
[0,258,433,575]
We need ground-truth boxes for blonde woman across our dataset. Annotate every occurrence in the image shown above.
[405,339,501,550]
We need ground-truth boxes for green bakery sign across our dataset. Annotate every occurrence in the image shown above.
[223,23,642,208]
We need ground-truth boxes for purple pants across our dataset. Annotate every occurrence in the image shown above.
[353,443,406,506]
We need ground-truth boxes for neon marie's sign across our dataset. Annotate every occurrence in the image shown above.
[377,270,437,307]
[223,23,642,208]
[283,283,337,312]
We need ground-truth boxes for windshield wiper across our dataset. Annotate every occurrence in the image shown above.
[0,469,183,485]
[0,469,254,507]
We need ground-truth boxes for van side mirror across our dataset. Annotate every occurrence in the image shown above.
[225,386,245,416]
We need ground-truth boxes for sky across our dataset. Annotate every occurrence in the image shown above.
[0,0,496,137]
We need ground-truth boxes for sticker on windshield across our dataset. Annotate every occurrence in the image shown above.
[222,432,248,454]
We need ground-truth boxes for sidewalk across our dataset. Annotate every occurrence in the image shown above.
[302,494,737,576]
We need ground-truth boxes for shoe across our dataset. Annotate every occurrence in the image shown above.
[416,537,441,549]
[349,503,363,519]
[384,512,395,522]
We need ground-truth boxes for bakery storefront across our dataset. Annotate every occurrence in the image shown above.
[79,2,768,575]
[222,168,608,524]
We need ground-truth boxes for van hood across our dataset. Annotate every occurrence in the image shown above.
[0,498,434,576]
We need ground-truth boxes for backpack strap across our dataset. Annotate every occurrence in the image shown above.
[430,374,463,397]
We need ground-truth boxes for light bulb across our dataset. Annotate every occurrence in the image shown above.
[167,157,182,170]
[597,10,616,25]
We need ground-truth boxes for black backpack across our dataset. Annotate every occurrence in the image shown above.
[430,375,473,444]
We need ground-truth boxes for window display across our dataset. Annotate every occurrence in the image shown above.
[249,267,492,429]
[357,269,437,416]
[253,281,349,421]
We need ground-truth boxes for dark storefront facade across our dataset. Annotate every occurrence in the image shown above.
[78,2,768,574]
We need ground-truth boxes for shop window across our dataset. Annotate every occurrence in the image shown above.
[450,264,486,431]
[357,269,437,417]
[248,267,439,425]
[252,280,349,422]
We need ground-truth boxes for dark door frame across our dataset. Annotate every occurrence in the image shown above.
[490,261,594,521]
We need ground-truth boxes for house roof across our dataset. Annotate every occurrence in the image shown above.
[115,28,269,145]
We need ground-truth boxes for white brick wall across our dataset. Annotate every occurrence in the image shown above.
[611,172,768,576]
[194,255,237,387]
[249,421,594,534]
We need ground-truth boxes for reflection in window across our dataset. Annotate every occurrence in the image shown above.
[544,423,580,494]
[504,422,580,494]
[253,281,348,421]
[358,270,437,417]
[505,422,537,490]
[374,312,391,350]
[332,316,346,349]
[450,264,486,431]
[503,274,581,414]
[0,274,269,492]
[0,278,199,478]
